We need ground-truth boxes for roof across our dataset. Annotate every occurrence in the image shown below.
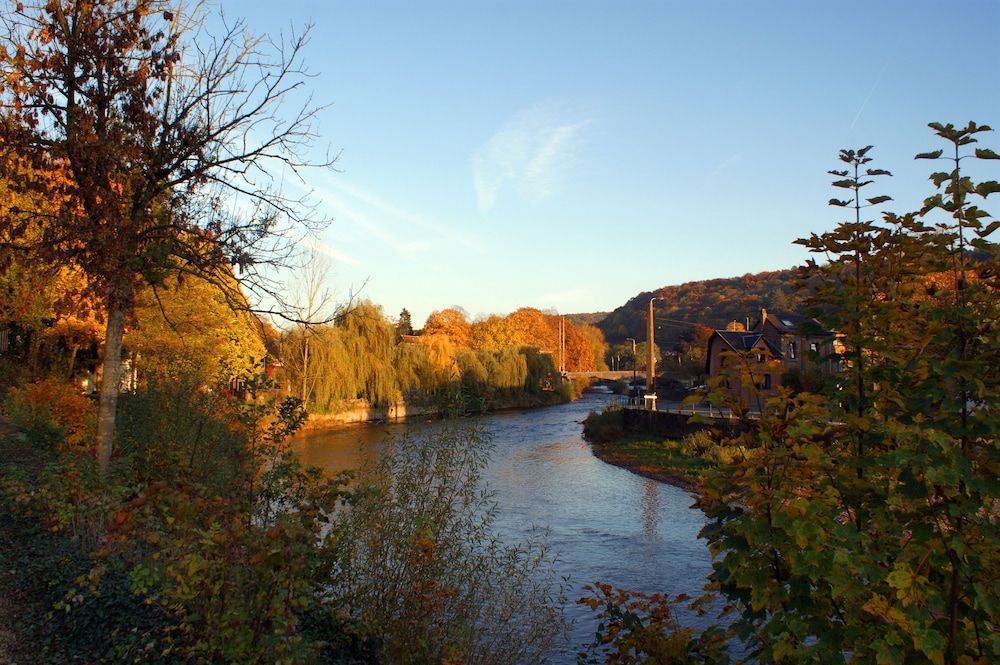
[705,329,781,375]
[713,330,781,356]
[753,311,833,336]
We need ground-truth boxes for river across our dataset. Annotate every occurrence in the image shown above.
[293,387,715,662]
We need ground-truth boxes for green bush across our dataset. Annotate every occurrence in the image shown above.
[582,406,625,444]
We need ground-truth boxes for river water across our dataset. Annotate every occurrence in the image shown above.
[293,387,715,662]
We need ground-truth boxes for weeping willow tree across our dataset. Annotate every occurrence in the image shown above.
[481,348,528,391]
[395,341,433,398]
[283,301,568,414]
[455,349,488,387]
[290,301,399,411]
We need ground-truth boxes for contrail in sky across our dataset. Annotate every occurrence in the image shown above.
[850,58,892,130]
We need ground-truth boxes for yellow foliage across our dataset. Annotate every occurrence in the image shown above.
[127,275,264,384]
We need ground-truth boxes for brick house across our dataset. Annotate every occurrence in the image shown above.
[705,308,841,406]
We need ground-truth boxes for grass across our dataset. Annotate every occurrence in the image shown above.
[582,407,725,491]
[589,435,710,491]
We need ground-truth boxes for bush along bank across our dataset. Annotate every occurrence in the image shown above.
[581,406,744,492]
[305,375,593,429]
[0,371,565,665]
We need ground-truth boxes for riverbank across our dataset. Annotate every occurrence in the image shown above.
[581,407,713,493]
[303,378,592,431]
[587,438,702,493]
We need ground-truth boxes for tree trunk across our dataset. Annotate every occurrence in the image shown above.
[27,329,42,376]
[66,345,78,381]
[95,305,126,474]
[301,331,309,403]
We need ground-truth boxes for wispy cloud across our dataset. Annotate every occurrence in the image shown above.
[298,234,360,267]
[302,173,485,260]
[700,152,742,191]
[328,177,484,254]
[474,101,591,212]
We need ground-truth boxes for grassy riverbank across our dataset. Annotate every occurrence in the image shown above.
[582,407,726,492]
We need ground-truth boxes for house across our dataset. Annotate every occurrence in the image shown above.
[705,308,842,406]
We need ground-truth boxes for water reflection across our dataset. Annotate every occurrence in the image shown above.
[292,390,714,663]
[641,478,659,540]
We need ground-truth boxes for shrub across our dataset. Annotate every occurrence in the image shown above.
[3,377,95,450]
[4,372,362,664]
[576,583,728,664]
[329,425,566,665]
[582,406,625,444]
[676,429,747,466]
[104,375,351,664]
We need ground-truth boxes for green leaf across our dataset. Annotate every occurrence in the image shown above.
[829,198,852,207]
[866,168,892,176]
[929,172,951,187]
[866,195,892,205]
[920,194,943,215]
[976,220,1000,238]
[975,147,1000,159]
[975,180,1000,197]
[915,150,943,160]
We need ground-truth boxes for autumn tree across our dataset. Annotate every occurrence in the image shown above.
[504,307,556,351]
[575,322,609,371]
[699,124,1000,663]
[0,1,330,472]
[128,274,265,386]
[422,307,472,347]
[674,323,712,379]
[469,314,517,350]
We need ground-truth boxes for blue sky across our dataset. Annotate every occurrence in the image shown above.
[236,0,1000,327]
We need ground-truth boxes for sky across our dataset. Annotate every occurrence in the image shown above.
[232,0,1000,327]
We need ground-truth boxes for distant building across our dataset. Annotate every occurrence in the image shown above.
[705,308,842,406]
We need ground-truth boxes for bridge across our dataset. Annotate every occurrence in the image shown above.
[565,370,636,381]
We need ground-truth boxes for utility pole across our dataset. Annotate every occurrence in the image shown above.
[558,316,565,374]
[647,297,661,410]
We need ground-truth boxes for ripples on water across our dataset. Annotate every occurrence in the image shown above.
[293,388,716,663]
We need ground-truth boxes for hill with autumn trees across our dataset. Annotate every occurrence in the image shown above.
[593,268,805,348]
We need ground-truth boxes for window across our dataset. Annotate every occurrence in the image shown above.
[809,342,818,353]
[760,374,772,390]
[788,341,796,359]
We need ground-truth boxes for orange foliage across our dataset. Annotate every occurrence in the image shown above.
[423,308,472,347]
[3,377,96,450]
[468,307,603,372]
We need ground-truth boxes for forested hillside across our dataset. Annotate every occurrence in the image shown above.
[596,268,806,347]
